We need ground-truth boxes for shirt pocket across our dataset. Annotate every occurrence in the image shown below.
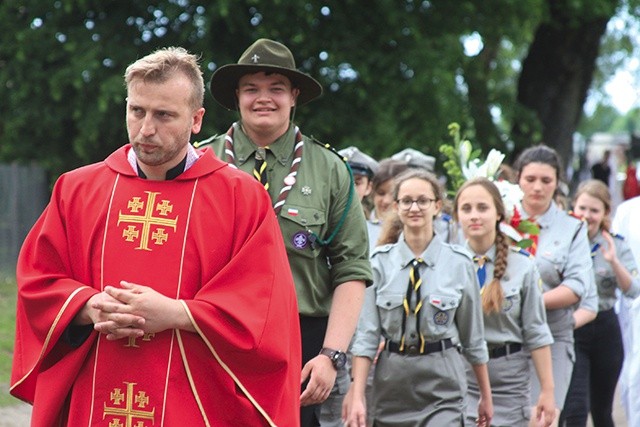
[425,293,460,334]
[279,204,326,259]
[537,251,566,289]
[595,268,616,292]
[501,287,521,317]
[375,292,405,337]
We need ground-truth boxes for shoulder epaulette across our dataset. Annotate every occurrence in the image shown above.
[509,245,533,258]
[371,243,394,256]
[610,231,625,241]
[309,135,350,164]
[567,210,585,221]
[192,134,220,149]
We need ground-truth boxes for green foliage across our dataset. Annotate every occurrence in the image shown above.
[0,274,16,406]
[515,238,534,249]
[439,122,479,196]
[0,0,636,182]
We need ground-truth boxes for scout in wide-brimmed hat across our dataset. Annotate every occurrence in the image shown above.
[209,38,323,110]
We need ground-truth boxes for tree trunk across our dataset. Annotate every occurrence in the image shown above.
[464,36,505,153]
[515,0,614,166]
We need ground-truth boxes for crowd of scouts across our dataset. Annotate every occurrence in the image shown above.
[336,143,639,427]
[195,38,638,427]
[11,37,640,427]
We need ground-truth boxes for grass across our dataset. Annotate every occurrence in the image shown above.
[0,272,19,406]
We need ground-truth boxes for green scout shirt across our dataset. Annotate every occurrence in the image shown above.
[195,123,372,316]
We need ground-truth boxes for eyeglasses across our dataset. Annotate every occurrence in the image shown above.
[396,197,436,210]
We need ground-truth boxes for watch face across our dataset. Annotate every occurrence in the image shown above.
[333,351,347,369]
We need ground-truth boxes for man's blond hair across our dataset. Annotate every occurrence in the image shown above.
[124,46,204,109]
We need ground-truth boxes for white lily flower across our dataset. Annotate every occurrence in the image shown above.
[459,140,472,165]
[494,180,523,219]
[485,149,506,178]
[462,158,482,180]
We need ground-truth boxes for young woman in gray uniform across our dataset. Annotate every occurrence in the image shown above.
[513,145,595,412]
[343,169,493,427]
[454,178,556,427]
[562,180,640,426]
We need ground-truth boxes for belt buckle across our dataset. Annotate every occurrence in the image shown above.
[406,345,419,355]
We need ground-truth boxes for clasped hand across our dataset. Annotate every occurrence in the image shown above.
[84,280,179,341]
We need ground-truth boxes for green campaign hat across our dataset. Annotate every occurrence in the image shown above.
[209,38,323,110]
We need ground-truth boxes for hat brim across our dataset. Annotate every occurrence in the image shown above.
[209,64,323,110]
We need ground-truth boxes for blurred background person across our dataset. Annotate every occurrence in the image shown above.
[591,150,611,185]
[567,180,640,427]
[368,159,410,252]
[339,146,379,218]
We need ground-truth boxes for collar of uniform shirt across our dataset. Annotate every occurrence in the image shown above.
[520,200,560,229]
[464,242,496,263]
[397,232,439,269]
[232,122,295,167]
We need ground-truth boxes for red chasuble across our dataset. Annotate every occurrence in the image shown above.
[11,146,301,427]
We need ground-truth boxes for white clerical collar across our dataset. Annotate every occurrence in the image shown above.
[127,144,200,178]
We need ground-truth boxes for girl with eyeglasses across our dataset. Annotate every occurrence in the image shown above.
[454,177,556,427]
[342,169,493,426]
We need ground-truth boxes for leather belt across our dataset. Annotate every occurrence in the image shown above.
[386,338,454,356]
[488,343,522,359]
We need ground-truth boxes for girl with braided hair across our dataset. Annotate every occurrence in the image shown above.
[454,177,556,427]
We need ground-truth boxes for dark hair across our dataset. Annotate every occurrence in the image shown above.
[377,169,442,245]
[452,178,508,314]
[514,144,564,183]
[372,159,409,192]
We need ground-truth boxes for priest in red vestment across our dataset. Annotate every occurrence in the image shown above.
[10,47,301,427]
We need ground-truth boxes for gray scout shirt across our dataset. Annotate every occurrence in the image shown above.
[523,202,594,341]
[351,234,489,365]
[590,231,640,311]
[469,244,553,350]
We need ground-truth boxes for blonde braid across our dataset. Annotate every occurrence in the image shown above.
[482,230,507,314]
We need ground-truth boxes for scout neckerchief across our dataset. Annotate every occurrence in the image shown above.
[400,258,427,353]
[591,242,601,258]
[224,122,303,215]
[473,255,488,290]
[253,146,269,190]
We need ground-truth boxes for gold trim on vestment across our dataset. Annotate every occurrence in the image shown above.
[10,286,93,396]
[179,301,278,427]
